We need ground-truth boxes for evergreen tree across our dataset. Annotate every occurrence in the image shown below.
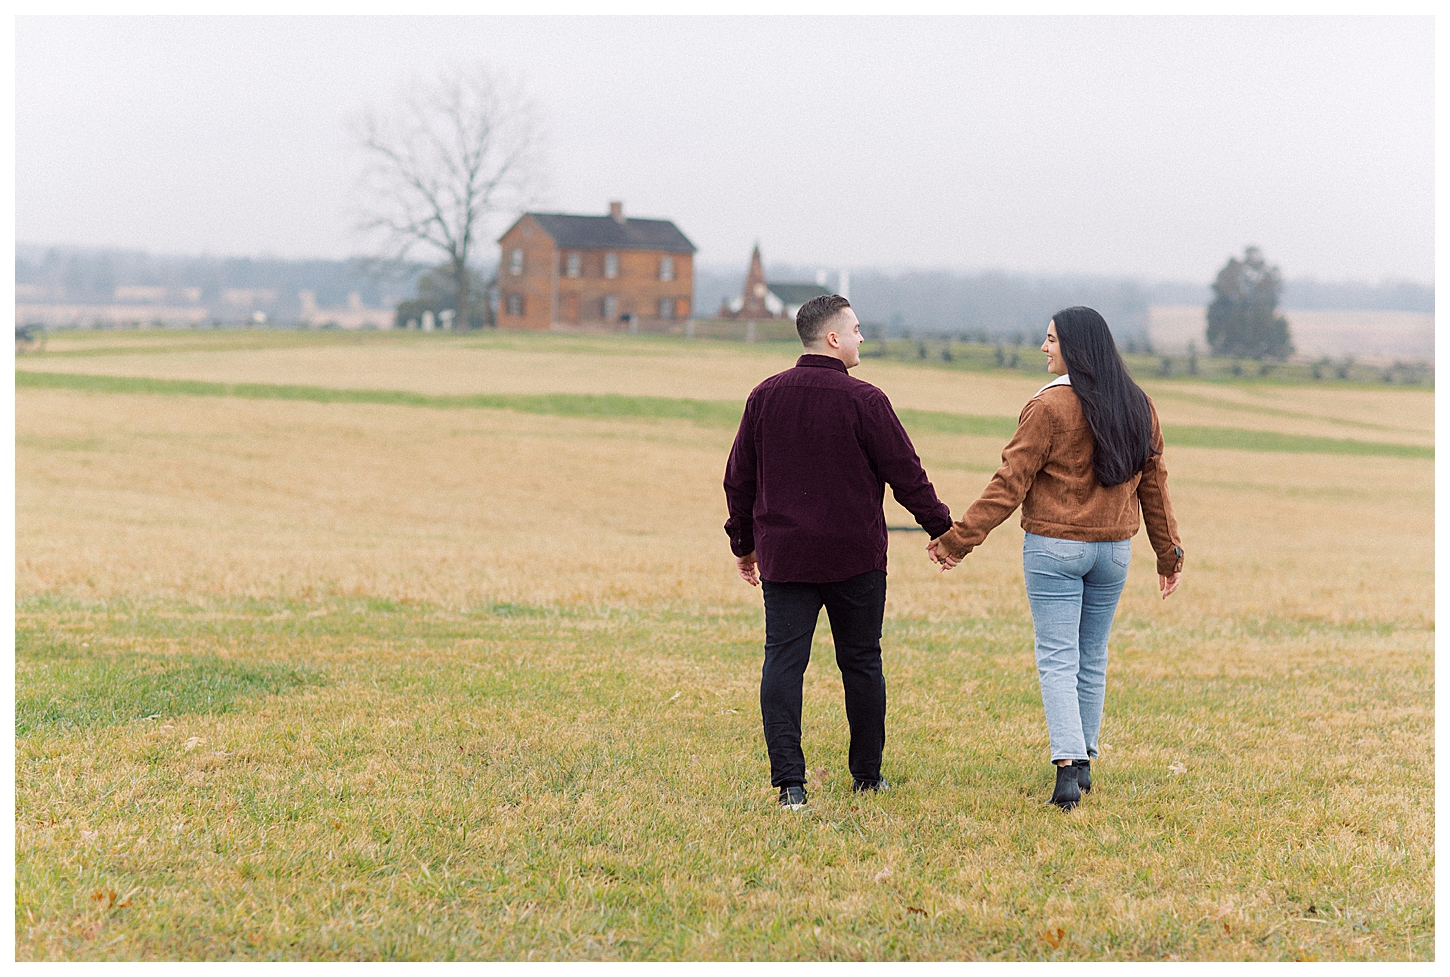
[1205,246,1294,359]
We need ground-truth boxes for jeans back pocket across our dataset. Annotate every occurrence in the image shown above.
[1111,539,1132,568]
[1031,535,1087,564]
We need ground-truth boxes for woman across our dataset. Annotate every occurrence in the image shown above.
[928,307,1183,810]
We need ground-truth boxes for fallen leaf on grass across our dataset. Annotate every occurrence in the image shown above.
[907,906,927,916]
[184,736,204,751]
[873,866,893,883]
[1044,927,1065,948]
[668,692,681,702]
[79,830,98,843]
[90,888,117,909]
[1168,762,1187,775]
[1222,921,1232,935]
[810,767,829,783]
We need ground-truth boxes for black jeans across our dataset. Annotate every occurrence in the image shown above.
[760,569,888,788]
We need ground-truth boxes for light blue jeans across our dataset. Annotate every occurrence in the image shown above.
[1022,532,1132,762]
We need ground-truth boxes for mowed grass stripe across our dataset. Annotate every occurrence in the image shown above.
[16,369,1432,459]
[15,369,740,425]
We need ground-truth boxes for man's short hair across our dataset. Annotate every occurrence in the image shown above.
[796,294,852,346]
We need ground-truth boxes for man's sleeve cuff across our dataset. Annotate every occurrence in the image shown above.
[923,517,954,540]
[730,537,756,558]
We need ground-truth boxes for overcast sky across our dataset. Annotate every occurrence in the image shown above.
[15,15,1435,283]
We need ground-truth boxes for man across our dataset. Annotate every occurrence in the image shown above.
[723,294,954,810]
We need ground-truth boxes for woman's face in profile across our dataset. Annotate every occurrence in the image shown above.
[1042,320,1067,376]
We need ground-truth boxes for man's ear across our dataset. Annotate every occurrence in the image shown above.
[824,327,842,350]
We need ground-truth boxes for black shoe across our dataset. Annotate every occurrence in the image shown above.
[1072,759,1092,793]
[852,778,890,793]
[1047,763,1080,810]
[778,785,808,810]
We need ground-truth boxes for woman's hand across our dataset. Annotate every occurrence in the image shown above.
[1159,571,1181,599]
[927,539,960,572]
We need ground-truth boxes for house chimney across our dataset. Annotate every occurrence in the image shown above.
[609,201,624,223]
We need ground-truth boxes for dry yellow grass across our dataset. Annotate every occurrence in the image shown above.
[15,381,1431,625]
[14,330,1434,960]
[1149,303,1434,362]
[27,329,1432,445]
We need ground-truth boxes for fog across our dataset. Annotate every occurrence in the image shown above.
[15,16,1434,284]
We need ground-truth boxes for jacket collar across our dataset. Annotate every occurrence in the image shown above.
[1035,373,1072,396]
[796,353,849,373]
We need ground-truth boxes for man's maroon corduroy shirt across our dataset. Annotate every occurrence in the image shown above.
[723,354,953,584]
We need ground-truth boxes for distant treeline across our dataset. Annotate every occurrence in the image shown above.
[1144,278,1434,313]
[697,265,1154,341]
[15,245,430,314]
[17,246,1433,335]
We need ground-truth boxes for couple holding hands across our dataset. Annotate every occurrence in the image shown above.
[723,295,1183,811]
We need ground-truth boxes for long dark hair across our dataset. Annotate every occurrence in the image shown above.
[1051,306,1156,487]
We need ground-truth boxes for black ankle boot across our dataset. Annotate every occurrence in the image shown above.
[1048,763,1080,810]
[1072,759,1092,793]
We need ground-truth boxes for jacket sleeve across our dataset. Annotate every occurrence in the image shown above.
[861,391,953,538]
[722,397,758,557]
[1137,399,1184,576]
[935,397,1053,558]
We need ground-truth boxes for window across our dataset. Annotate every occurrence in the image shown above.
[602,295,617,321]
[565,252,580,278]
[604,252,619,278]
[506,293,524,316]
[658,297,674,320]
[509,249,524,275]
[659,255,674,281]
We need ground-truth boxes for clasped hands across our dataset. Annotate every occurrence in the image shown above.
[926,538,961,572]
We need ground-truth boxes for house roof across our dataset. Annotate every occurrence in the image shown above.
[767,282,833,305]
[520,213,697,254]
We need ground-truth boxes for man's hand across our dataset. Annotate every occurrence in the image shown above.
[737,551,760,587]
[927,538,960,572]
[1159,571,1182,599]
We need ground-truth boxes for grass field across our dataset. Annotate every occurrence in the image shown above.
[14,328,1434,960]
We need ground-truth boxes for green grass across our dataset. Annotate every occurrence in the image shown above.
[15,596,1432,960]
[14,370,1432,459]
[25,324,1431,388]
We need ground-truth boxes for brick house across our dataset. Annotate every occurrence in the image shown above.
[496,201,696,330]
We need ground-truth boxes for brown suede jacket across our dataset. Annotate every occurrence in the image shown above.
[935,382,1185,576]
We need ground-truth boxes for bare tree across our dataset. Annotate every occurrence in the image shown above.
[355,65,543,331]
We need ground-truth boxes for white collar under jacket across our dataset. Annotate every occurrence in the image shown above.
[1034,373,1072,397]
